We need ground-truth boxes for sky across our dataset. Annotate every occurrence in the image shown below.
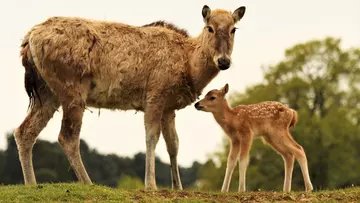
[0,0,359,167]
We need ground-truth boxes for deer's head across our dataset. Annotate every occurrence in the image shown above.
[195,84,229,112]
[201,5,246,70]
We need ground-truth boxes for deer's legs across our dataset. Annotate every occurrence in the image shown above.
[289,136,313,192]
[238,134,252,192]
[161,111,183,190]
[263,133,295,192]
[58,96,91,184]
[144,104,163,190]
[221,139,240,192]
[14,93,59,185]
[264,131,312,192]
[281,153,295,192]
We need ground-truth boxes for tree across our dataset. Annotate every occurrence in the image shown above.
[2,133,23,184]
[199,37,360,191]
[0,149,4,180]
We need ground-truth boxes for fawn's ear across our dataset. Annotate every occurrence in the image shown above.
[202,5,211,23]
[232,6,246,23]
[221,84,229,95]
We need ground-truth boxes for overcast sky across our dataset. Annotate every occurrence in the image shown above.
[0,0,359,167]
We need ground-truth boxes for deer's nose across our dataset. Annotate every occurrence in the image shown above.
[218,57,231,70]
[194,102,203,110]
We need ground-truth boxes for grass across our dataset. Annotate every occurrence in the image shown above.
[0,183,359,203]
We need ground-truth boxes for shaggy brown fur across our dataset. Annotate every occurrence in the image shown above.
[14,5,246,190]
[142,20,189,37]
[195,84,313,193]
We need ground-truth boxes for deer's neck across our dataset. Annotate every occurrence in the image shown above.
[187,36,220,97]
[212,101,236,128]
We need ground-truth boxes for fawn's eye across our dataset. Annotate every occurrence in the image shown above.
[231,27,237,34]
[207,26,214,33]
[209,96,216,101]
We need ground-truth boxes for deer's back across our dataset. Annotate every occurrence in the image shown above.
[24,16,194,111]
[235,101,294,134]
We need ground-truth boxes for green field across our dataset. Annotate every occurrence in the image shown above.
[0,183,359,202]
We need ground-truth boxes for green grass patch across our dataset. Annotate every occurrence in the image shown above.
[0,183,359,202]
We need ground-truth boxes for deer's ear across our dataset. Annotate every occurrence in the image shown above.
[232,6,246,23]
[202,5,211,23]
[221,84,229,95]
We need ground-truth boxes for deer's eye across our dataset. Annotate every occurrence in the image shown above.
[231,28,237,34]
[209,96,216,101]
[207,26,214,33]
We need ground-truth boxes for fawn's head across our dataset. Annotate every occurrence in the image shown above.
[201,5,246,71]
[195,84,229,112]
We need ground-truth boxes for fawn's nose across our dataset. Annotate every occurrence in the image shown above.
[217,57,231,70]
[194,102,202,110]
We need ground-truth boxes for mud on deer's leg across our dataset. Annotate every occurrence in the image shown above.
[14,98,59,185]
[221,139,240,192]
[58,99,91,184]
[144,105,163,190]
[161,111,183,190]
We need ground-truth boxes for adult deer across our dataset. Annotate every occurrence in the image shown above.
[15,5,246,190]
[194,84,313,192]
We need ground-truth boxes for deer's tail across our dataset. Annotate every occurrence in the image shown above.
[289,109,298,128]
[20,36,44,111]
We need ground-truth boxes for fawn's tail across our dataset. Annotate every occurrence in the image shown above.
[289,109,298,128]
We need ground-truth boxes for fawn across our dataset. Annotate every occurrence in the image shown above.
[194,84,313,192]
